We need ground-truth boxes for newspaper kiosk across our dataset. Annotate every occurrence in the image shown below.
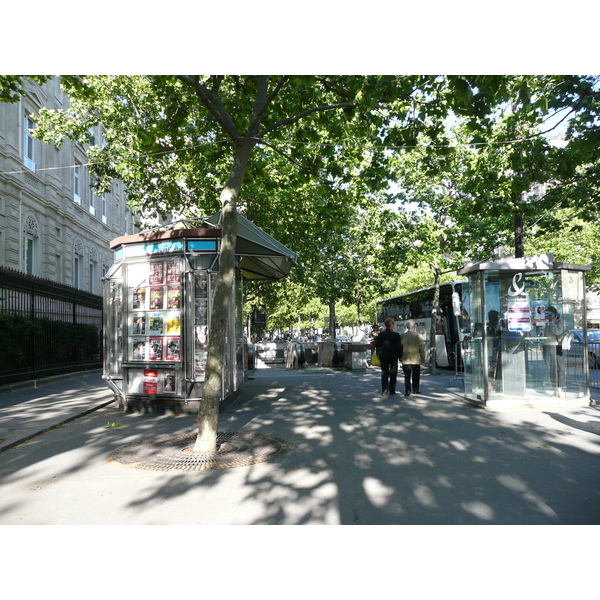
[102,213,296,413]
[457,254,591,408]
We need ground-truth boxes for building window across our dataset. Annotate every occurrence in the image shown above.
[74,238,84,288]
[89,260,97,293]
[22,214,39,275]
[74,164,81,204]
[89,246,98,293]
[102,191,109,224]
[90,184,97,217]
[23,114,36,172]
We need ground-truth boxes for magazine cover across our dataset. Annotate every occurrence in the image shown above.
[165,337,181,361]
[195,271,208,298]
[195,349,208,380]
[195,324,208,348]
[149,287,164,310]
[166,312,181,335]
[166,256,181,284]
[148,313,164,334]
[132,337,146,360]
[132,287,146,309]
[162,370,178,394]
[149,261,164,285]
[167,285,181,309]
[148,337,163,361]
[132,313,146,335]
[195,298,208,324]
[143,368,159,394]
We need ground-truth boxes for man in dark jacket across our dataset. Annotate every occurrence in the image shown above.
[375,317,403,395]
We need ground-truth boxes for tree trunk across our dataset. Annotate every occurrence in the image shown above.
[194,140,253,453]
[429,265,441,374]
[329,301,336,339]
[514,213,524,258]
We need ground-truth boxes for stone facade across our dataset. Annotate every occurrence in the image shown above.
[0,76,134,292]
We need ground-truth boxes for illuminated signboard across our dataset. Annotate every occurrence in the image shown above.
[125,241,184,257]
[187,240,218,252]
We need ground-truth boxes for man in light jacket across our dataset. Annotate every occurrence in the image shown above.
[400,320,425,397]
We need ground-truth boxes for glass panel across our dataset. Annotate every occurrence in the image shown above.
[105,279,123,376]
[193,270,209,382]
[464,273,485,403]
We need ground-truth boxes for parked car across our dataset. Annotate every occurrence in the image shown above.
[571,329,600,369]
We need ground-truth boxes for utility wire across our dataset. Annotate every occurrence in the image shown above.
[0,132,567,176]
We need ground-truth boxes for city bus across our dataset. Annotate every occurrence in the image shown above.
[376,281,470,368]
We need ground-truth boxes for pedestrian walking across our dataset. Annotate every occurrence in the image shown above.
[400,319,426,397]
[375,317,403,395]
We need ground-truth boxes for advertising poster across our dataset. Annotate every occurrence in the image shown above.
[508,301,532,332]
[143,368,158,394]
[166,257,181,284]
[531,300,548,325]
[149,261,164,285]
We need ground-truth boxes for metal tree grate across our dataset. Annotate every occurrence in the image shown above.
[109,431,293,471]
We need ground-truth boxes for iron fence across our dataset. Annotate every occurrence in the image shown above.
[0,266,103,385]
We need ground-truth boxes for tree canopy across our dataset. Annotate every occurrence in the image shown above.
[21,74,599,322]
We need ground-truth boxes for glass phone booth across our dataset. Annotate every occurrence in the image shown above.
[457,254,591,408]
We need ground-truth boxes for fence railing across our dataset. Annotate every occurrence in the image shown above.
[0,266,103,386]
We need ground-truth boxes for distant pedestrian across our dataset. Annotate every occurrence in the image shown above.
[375,317,403,395]
[400,320,425,397]
[543,306,569,398]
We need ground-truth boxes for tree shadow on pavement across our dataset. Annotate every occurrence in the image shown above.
[1,369,599,525]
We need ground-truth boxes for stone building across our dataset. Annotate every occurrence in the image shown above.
[0,76,135,291]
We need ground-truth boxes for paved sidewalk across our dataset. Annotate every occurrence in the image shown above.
[0,371,114,452]
[1,366,599,524]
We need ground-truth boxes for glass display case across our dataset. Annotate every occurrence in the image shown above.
[102,229,231,413]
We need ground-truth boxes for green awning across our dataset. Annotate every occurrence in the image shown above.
[205,212,298,281]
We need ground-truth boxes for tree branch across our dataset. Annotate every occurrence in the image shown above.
[176,75,240,141]
[248,76,289,136]
[259,101,360,138]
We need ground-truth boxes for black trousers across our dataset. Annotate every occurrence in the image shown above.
[381,359,398,393]
[402,363,420,393]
